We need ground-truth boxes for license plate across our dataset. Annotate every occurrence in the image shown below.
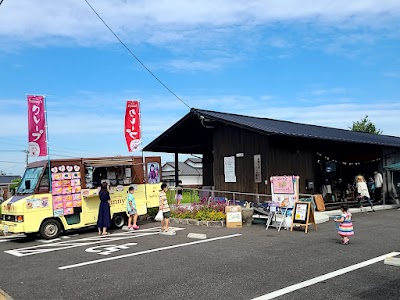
[3,225,8,233]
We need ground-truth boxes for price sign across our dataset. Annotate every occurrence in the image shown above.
[225,206,242,228]
[227,212,242,222]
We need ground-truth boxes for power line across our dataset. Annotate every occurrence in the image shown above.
[83,0,191,110]
[0,0,4,6]
[0,160,25,164]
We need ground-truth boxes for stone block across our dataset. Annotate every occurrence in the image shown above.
[169,218,180,225]
[179,219,188,225]
[199,220,208,226]
[207,221,224,228]
[187,219,200,226]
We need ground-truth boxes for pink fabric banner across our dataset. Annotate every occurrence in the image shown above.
[272,176,294,194]
[124,100,142,152]
[27,95,47,156]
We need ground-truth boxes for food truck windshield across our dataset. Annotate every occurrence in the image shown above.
[16,167,44,194]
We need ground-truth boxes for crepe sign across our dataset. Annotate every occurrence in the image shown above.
[124,100,141,152]
[27,95,47,156]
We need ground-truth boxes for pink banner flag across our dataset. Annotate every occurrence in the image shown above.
[124,100,142,152]
[27,95,47,156]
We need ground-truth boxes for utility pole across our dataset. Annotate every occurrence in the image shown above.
[23,150,29,168]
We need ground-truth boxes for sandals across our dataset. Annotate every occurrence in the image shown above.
[342,237,349,245]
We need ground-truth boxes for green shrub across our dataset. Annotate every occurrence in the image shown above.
[147,207,158,217]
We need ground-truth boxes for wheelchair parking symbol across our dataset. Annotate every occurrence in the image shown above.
[85,243,137,255]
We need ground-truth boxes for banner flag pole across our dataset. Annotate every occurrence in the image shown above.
[44,95,52,193]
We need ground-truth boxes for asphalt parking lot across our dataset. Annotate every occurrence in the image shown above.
[0,209,399,300]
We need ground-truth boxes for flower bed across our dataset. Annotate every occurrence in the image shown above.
[171,199,227,221]
[170,199,227,227]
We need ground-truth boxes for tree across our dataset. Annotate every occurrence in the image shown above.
[10,178,21,195]
[350,115,382,134]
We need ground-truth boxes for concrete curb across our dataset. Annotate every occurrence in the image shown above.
[0,288,13,300]
[322,204,400,216]
[170,218,225,228]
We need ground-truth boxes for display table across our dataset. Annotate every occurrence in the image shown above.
[265,203,291,231]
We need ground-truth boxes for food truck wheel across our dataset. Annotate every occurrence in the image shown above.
[112,214,126,229]
[40,219,62,239]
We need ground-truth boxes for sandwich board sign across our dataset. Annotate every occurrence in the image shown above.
[225,206,242,228]
[290,201,317,233]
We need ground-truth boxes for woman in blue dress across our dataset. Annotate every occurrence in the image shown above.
[97,182,111,235]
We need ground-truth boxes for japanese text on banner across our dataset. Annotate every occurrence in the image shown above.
[27,95,47,156]
[124,100,142,152]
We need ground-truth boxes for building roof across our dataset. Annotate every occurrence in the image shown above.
[0,175,21,184]
[162,162,203,176]
[193,109,400,147]
[185,157,202,164]
[143,108,400,154]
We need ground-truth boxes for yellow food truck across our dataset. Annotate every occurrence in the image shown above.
[0,156,162,239]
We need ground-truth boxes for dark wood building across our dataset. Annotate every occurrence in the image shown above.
[144,108,400,203]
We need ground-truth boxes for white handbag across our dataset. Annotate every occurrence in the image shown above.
[155,210,164,221]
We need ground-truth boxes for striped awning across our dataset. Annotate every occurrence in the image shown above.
[83,158,141,167]
[384,162,400,172]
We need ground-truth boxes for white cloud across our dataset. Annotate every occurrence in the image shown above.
[161,58,229,72]
[310,87,347,96]
[184,94,400,137]
[0,1,398,71]
[382,71,400,79]
[235,102,400,137]
[1,90,400,175]
[1,0,399,46]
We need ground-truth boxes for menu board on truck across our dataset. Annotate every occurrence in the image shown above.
[51,164,82,216]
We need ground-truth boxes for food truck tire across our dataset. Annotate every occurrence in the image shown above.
[40,219,62,239]
[112,214,126,229]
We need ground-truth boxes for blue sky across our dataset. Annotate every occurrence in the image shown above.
[1,0,400,176]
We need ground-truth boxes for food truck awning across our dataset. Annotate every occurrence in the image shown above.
[83,158,141,167]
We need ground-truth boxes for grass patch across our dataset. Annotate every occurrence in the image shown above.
[166,189,200,204]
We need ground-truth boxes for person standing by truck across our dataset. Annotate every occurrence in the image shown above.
[356,175,375,212]
[98,182,111,235]
[159,183,171,232]
[373,171,383,202]
[127,186,139,230]
[175,180,183,206]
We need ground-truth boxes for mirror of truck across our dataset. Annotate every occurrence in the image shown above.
[25,180,31,190]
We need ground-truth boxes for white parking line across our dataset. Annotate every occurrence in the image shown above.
[59,233,242,270]
[0,234,26,242]
[251,252,400,300]
[4,227,184,257]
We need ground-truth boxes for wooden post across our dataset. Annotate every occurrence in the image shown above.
[174,152,179,186]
